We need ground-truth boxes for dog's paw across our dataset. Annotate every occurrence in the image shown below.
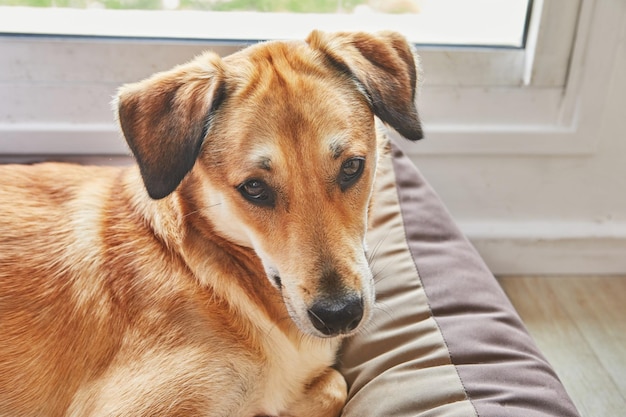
[282,367,348,417]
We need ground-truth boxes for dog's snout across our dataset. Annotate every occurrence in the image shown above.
[307,295,363,336]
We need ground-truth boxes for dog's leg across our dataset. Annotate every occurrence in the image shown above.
[282,367,347,417]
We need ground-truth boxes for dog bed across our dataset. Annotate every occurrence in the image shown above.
[339,136,581,417]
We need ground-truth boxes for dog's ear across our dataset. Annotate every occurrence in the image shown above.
[116,52,226,200]
[307,30,423,141]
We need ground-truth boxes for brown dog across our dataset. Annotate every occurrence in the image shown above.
[0,30,422,417]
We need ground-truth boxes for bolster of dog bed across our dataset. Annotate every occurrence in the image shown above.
[338,137,581,417]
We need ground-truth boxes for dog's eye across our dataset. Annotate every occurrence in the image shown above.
[339,157,365,191]
[237,179,275,207]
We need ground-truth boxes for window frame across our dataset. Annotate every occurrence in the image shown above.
[0,0,620,159]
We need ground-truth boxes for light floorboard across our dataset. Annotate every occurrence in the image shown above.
[498,276,626,417]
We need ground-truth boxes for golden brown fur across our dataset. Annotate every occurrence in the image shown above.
[0,31,422,417]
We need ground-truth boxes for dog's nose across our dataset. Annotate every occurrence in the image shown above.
[307,295,363,336]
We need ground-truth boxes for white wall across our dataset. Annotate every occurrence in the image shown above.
[408,20,626,275]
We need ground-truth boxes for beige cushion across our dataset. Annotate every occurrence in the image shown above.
[339,139,580,417]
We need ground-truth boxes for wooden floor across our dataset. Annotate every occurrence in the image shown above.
[498,276,626,417]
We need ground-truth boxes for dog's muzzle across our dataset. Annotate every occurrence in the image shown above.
[307,293,364,336]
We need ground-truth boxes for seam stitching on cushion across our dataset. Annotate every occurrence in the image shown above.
[389,140,480,417]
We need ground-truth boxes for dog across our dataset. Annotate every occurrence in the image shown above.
[0,30,422,417]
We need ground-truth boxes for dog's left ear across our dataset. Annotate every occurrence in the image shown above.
[307,30,423,141]
[116,52,226,200]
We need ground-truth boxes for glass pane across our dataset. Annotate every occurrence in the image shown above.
[0,0,532,47]
[0,0,416,12]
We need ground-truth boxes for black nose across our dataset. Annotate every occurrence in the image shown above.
[307,295,363,336]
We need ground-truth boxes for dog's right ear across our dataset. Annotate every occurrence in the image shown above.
[116,52,226,200]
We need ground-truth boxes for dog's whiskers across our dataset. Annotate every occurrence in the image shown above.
[366,229,392,264]
[372,261,394,285]
[181,203,223,219]
[372,301,395,322]
[367,232,394,285]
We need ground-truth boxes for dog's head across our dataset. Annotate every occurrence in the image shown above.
[116,31,422,338]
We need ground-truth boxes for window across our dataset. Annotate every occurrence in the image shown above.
[1,0,619,159]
